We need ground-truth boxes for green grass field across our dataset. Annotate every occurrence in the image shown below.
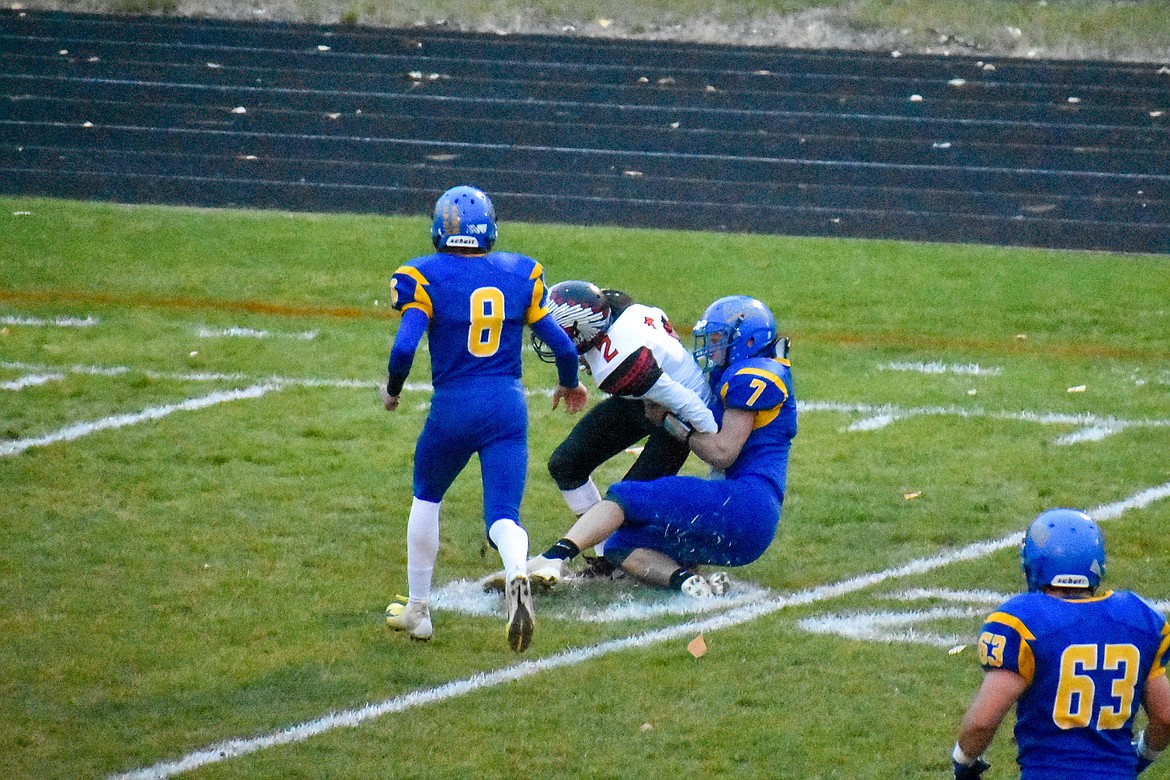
[2,195,1169,779]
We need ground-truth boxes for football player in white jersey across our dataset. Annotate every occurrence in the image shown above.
[528,280,717,577]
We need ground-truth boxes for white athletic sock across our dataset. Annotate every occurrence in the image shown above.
[562,480,608,555]
[562,478,602,516]
[488,518,529,580]
[406,497,441,602]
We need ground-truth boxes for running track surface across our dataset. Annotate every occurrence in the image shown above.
[1,10,1168,254]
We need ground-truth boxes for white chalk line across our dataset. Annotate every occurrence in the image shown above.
[7,362,1170,445]
[0,384,282,457]
[806,586,1170,650]
[803,399,1170,444]
[196,326,318,340]
[1,372,64,391]
[880,361,1003,377]
[797,605,987,648]
[107,482,1170,780]
[0,314,98,327]
[0,361,390,390]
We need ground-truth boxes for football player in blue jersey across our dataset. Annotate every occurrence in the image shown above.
[951,509,1170,779]
[380,185,587,652]
[521,295,796,596]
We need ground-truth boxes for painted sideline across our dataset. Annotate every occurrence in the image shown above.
[108,481,1170,780]
[0,384,281,457]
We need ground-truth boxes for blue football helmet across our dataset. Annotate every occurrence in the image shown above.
[692,295,779,374]
[1020,508,1106,592]
[431,185,497,252]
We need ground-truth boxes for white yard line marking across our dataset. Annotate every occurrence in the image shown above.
[196,326,318,340]
[0,384,280,457]
[8,362,1169,445]
[797,606,987,648]
[0,361,427,392]
[889,587,1010,606]
[1055,424,1127,445]
[1,372,64,390]
[803,399,1170,444]
[880,361,1003,376]
[0,314,98,327]
[107,480,1170,780]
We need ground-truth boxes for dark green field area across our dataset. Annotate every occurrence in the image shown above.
[2,196,1169,778]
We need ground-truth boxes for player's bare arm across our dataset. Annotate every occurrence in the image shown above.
[1144,672,1170,753]
[688,407,754,471]
[957,668,1028,759]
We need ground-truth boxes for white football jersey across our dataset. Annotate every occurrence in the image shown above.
[582,303,717,433]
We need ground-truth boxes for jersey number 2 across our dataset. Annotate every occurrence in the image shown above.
[468,287,505,358]
[1053,643,1139,730]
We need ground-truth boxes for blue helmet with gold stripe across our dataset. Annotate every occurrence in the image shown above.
[1021,508,1106,592]
[431,185,497,252]
[692,295,778,374]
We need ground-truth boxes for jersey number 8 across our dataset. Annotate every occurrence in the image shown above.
[469,287,505,358]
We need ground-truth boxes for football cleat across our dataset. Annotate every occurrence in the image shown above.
[707,571,731,596]
[680,572,731,598]
[505,575,535,652]
[480,569,508,593]
[481,555,567,593]
[385,599,433,641]
[527,555,565,590]
[578,555,625,581]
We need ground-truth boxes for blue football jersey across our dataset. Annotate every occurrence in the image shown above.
[977,590,1170,779]
[390,251,551,388]
[711,356,797,500]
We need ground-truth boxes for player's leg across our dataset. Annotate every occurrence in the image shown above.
[385,497,441,639]
[601,476,766,595]
[527,499,628,585]
[386,403,474,641]
[479,389,536,652]
[547,397,650,562]
[547,396,651,516]
[621,425,691,483]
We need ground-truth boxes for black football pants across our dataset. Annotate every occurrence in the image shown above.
[547,395,691,491]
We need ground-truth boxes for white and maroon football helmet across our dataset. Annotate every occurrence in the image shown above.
[533,280,613,361]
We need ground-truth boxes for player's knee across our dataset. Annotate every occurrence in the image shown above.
[601,546,631,567]
[547,446,587,490]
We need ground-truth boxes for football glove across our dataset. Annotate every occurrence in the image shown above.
[953,757,990,779]
[1135,730,1161,775]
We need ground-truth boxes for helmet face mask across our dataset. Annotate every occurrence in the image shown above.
[532,280,612,362]
[692,295,778,375]
[1020,508,1106,592]
[431,185,497,252]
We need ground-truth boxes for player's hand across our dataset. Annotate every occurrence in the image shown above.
[1135,731,1159,775]
[380,383,400,412]
[552,384,588,414]
[953,757,990,779]
[642,400,668,425]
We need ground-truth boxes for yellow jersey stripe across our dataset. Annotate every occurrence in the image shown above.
[527,263,550,324]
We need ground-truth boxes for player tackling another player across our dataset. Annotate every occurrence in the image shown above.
[521,294,797,596]
[380,185,587,652]
[530,280,717,571]
[951,509,1170,780]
